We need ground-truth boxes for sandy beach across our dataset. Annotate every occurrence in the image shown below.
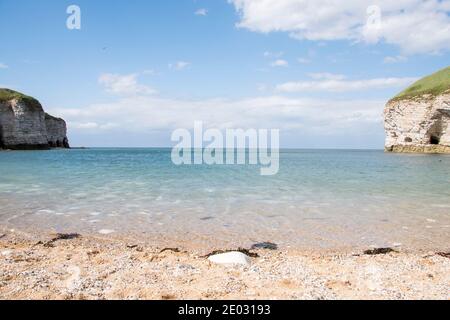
[1,227,449,300]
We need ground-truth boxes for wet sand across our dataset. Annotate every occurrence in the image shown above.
[0,227,449,300]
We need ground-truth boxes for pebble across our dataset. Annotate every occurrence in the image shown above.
[98,229,115,235]
[251,242,278,250]
[208,252,251,267]
[65,266,81,291]
[1,250,12,256]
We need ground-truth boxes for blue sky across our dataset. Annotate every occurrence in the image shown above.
[0,0,449,148]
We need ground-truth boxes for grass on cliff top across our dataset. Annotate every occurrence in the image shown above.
[392,66,450,101]
[0,88,41,108]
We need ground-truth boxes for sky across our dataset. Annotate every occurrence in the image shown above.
[0,0,449,148]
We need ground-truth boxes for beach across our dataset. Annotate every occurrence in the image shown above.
[1,149,450,300]
[1,227,449,300]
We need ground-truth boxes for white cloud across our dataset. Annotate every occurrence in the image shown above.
[195,8,208,16]
[264,51,284,58]
[297,57,311,64]
[51,94,384,137]
[49,71,394,147]
[142,69,158,75]
[48,73,414,147]
[70,122,119,130]
[383,55,408,64]
[307,73,347,81]
[0,63,8,69]
[276,76,418,93]
[257,83,268,92]
[271,59,289,67]
[169,61,191,71]
[71,122,99,129]
[98,73,156,96]
[229,0,450,54]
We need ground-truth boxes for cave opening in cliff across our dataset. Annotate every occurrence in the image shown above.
[430,135,440,145]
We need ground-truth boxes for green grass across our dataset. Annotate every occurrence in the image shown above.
[0,88,41,109]
[392,66,450,101]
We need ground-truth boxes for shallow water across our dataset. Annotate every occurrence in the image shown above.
[0,148,449,251]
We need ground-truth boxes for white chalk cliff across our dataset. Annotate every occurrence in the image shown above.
[0,89,69,150]
[384,67,450,153]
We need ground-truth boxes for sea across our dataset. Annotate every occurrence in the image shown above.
[1,148,449,251]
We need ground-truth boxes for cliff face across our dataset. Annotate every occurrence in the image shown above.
[384,67,450,154]
[45,113,69,148]
[384,92,450,153]
[0,89,69,150]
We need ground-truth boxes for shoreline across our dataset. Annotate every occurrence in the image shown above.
[1,227,449,300]
[2,222,449,256]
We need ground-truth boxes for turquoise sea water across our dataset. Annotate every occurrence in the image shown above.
[0,148,449,251]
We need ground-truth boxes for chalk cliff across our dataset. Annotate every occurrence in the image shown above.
[384,67,450,153]
[0,89,69,150]
[45,113,70,148]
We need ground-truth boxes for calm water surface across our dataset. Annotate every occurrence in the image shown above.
[0,148,449,251]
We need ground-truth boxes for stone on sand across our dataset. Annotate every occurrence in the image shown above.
[98,229,115,235]
[208,252,251,266]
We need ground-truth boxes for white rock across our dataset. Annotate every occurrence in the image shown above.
[98,229,115,235]
[1,250,12,256]
[208,252,251,266]
[65,266,81,291]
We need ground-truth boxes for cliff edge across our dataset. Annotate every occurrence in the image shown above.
[384,67,450,153]
[0,89,69,150]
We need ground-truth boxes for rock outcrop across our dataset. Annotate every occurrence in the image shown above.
[45,113,70,148]
[384,67,450,153]
[0,89,69,150]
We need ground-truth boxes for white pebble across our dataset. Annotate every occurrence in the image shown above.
[1,250,12,256]
[208,252,251,267]
[98,229,115,235]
